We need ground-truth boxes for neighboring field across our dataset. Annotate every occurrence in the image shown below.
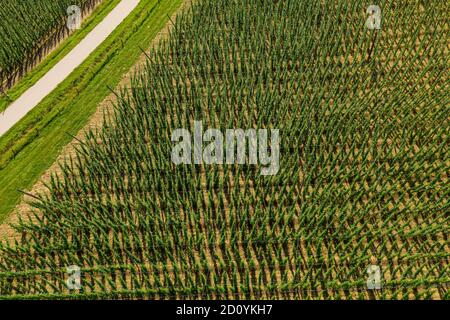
[0,0,120,113]
[0,0,101,92]
[0,0,448,299]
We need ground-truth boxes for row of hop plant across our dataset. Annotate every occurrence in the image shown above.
[0,0,448,299]
[0,0,101,91]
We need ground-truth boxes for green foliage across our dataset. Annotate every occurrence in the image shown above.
[0,0,180,221]
[0,0,99,88]
[0,0,448,299]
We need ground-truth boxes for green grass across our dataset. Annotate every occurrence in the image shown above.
[0,0,183,222]
[0,0,121,113]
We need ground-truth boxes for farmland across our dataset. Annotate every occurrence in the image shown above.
[0,0,448,300]
[0,0,182,221]
[0,0,101,92]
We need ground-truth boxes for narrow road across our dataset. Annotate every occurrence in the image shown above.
[0,0,140,137]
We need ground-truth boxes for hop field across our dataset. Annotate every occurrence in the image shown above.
[0,0,101,91]
[0,0,448,299]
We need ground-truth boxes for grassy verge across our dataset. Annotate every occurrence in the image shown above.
[0,0,121,113]
[0,0,182,222]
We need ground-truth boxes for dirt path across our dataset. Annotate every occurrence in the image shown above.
[0,0,192,242]
[0,0,140,137]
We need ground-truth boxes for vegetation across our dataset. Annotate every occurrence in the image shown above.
[0,0,182,221]
[0,0,121,113]
[0,0,448,299]
[0,0,101,91]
